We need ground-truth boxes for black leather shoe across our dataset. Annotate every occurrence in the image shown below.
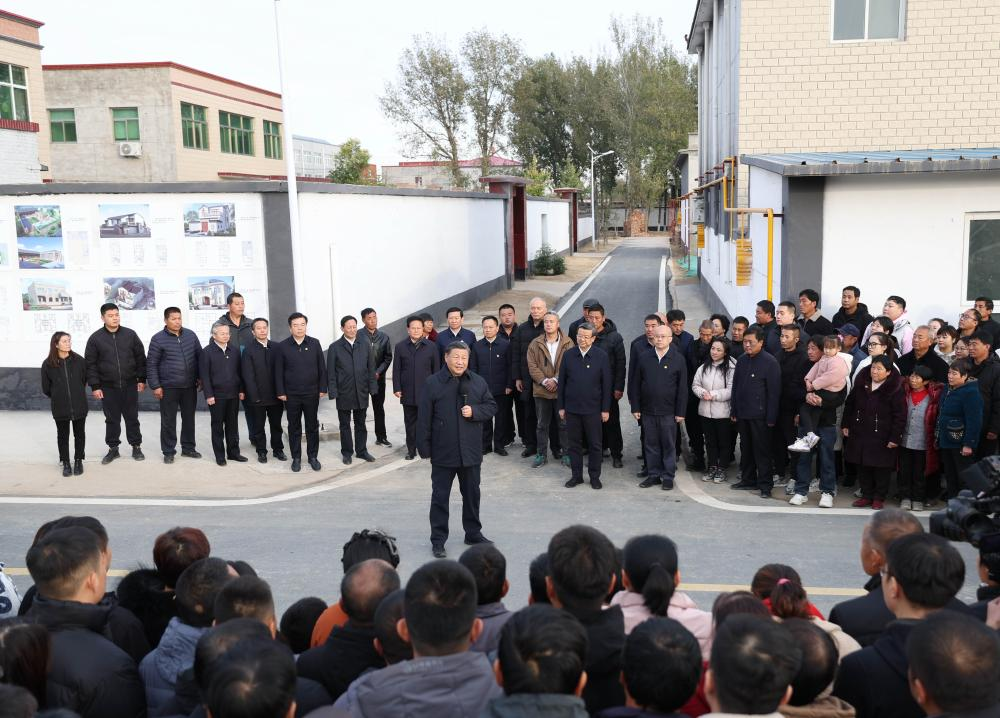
[482,447,492,455]
[342,455,352,465]
[464,534,493,545]
[661,478,675,491]
[760,489,772,499]
[638,477,661,488]
[635,454,644,460]
[132,446,145,461]
[73,459,83,476]
[273,450,288,461]
[182,450,202,459]
[101,448,120,465]
[228,454,249,463]
[591,478,603,490]
[257,453,268,464]
[216,458,227,466]
[564,477,584,488]
[309,458,322,471]
[62,461,72,477]
[164,454,174,464]
[612,457,624,468]
[636,466,648,478]
[494,447,508,457]
[432,544,447,558]
[358,452,376,462]
[375,438,392,447]
[404,453,416,460]
[291,459,301,472]
[521,447,536,458]
[602,449,611,458]
[730,482,757,490]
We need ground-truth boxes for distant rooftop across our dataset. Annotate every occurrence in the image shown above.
[390,155,522,169]
[741,148,1000,176]
[0,8,44,27]
[42,62,280,99]
[293,135,338,146]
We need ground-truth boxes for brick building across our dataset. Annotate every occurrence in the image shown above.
[382,155,522,190]
[0,9,49,182]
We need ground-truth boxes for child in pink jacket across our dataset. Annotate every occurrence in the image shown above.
[789,335,850,452]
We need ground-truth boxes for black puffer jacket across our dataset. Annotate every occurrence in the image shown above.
[84,325,147,389]
[147,327,202,390]
[41,353,89,421]
[116,568,177,648]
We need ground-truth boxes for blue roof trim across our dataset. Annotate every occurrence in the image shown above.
[741,148,1000,176]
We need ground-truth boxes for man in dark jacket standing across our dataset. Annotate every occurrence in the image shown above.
[967,331,1000,459]
[85,302,147,464]
[360,307,393,447]
[241,318,285,463]
[200,322,247,466]
[774,325,810,488]
[328,315,377,466]
[498,303,523,446]
[730,326,781,497]
[470,315,512,456]
[629,324,687,490]
[512,297,548,458]
[897,325,949,384]
[217,291,254,439]
[797,288,835,337]
[392,316,441,460]
[629,314,662,478]
[435,307,477,359]
[832,285,874,334]
[418,341,497,558]
[147,307,203,463]
[754,300,782,356]
[559,323,611,490]
[275,312,328,473]
[589,304,626,468]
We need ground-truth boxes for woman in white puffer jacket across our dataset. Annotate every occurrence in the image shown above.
[691,337,738,483]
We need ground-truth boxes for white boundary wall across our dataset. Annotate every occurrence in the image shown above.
[526,198,570,260]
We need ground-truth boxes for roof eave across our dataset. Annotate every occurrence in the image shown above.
[741,154,1000,176]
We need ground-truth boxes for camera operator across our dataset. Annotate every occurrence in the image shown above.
[970,540,1000,622]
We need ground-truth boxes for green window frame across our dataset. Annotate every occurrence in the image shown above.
[49,109,77,142]
[263,120,282,159]
[0,62,30,122]
[112,107,140,141]
[181,102,209,150]
[219,110,254,156]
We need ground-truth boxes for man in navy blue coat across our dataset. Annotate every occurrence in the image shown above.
[558,323,612,490]
[392,316,441,460]
[628,324,688,490]
[147,306,203,463]
[730,325,782,497]
[274,312,328,473]
[469,315,512,456]
[417,341,497,558]
[435,307,477,359]
[199,321,247,466]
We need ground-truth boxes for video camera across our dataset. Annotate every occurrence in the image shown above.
[929,456,1000,548]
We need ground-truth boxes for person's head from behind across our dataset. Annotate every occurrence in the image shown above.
[883,533,965,618]
[750,564,811,620]
[194,619,272,699]
[342,529,400,573]
[400,560,480,657]
[33,516,110,575]
[205,639,297,718]
[176,557,236,628]
[861,508,922,577]
[213,576,276,635]
[0,619,50,706]
[494,605,587,697]
[154,526,211,589]
[26,527,106,604]
[622,617,701,714]
[528,553,550,605]
[459,544,509,607]
[908,611,1000,715]
[622,534,679,617]
[0,684,37,718]
[278,597,326,655]
[373,589,412,665]
[546,525,617,614]
[706,615,801,715]
[340,558,400,627]
[711,591,770,631]
[781,618,838,707]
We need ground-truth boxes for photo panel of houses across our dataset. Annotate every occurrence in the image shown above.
[188,276,233,311]
[21,277,72,311]
[99,204,152,238]
[104,277,155,311]
[183,203,236,237]
[15,205,64,269]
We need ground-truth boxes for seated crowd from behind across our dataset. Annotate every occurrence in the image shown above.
[4,512,1000,718]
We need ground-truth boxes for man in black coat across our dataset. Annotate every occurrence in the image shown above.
[774,325,811,487]
[435,306,478,359]
[469,315,513,456]
[498,303,523,446]
[754,300,782,356]
[897,325,949,384]
[628,324,688,490]
[25,527,147,718]
[589,304,626,467]
[85,302,147,464]
[392,315,441,460]
[275,312,328,473]
[417,341,497,558]
[200,322,247,466]
[967,331,1000,459]
[360,307,393,447]
[975,297,1000,348]
[629,314,662,478]
[327,315,377,465]
[730,325,781,497]
[797,288,836,337]
[558,323,612,489]
[147,306,203,463]
[241,318,286,462]
[511,297,548,457]
[832,285,874,334]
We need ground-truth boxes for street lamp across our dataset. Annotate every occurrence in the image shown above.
[588,144,614,243]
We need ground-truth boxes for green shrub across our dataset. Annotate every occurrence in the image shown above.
[533,245,566,275]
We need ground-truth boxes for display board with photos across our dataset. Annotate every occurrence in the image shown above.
[0,193,270,368]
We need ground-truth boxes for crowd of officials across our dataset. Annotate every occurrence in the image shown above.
[3,509,1000,718]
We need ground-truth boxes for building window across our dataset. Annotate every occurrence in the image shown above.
[415,176,423,187]
[220,111,254,155]
[832,0,905,41]
[181,102,209,150]
[0,62,29,121]
[263,120,282,159]
[112,107,140,141]
[965,214,1000,302]
[49,109,76,142]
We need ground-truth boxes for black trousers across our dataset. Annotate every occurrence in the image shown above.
[101,384,141,448]
[403,404,419,455]
[534,397,566,456]
[505,387,526,445]
[685,395,704,461]
[644,414,678,481]
[249,403,284,453]
[482,393,512,450]
[209,397,240,460]
[738,418,773,490]
[941,449,976,498]
[55,417,86,462]
[566,412,603,480]
[160,386,197,455]
[703,417,733,468]
[522,390,539,451]
[859,465,892,501]
[371,377,387,440]
[772,409,797,477]
[286,394,320,460]
[241,398,254,443]
[429,464,482,546]
[338,407,368,457]
[898,448,926,502]
[601,400,623,459]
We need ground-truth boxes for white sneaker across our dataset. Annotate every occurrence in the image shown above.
[804,432,820,448]
[809,478,820,493]
[853,487,863,498]
[788,437,812,453]
[789,493,808,506]
[819,492,834,508]
[900,499,912,511]
[772,474,782,487]
[785,478,797,496]
[911,501,924,512]
[714,469,727,484]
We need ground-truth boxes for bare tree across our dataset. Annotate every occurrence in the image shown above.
[461,29,522,176]
[380,35,468,186]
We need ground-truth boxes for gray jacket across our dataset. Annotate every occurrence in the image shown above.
[481,693,590,718]
[139,617,208,717]
[335,651,502,718]
[470,602,513,655]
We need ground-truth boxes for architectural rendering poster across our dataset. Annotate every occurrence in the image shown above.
[104,277,156,310]
[183,203,237,237]
[99,203,151,238]
[188,275,234,311]
[21,277,73,311]
[15,205,64,269]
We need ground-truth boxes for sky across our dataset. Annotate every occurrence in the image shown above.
[9,0,699,168]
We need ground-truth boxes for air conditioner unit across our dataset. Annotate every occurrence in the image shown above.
[119,142,142,158]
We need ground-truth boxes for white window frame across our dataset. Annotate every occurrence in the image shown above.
[960,212,1000,305]
[830,0,907,43]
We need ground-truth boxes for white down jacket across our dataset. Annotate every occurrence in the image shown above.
[691,357,737,419]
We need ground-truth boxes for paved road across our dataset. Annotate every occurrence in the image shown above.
[1,239,981,619]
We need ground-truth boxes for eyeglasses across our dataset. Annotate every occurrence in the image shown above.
[867,342,883,348]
